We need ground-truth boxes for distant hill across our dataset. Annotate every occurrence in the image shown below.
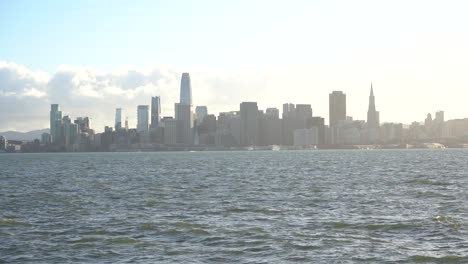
[0,129,49,141]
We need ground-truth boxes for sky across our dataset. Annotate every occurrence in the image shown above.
[1,0,468,132]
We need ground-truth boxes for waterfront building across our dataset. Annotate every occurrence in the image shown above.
[115,108,122,130]
[0,136,7,151]
[240,102,259,146]
[162,117,178,144]
[137,105,149,132]
[329,91,346,127]
[296,104,313,121]
[259,110,282,146]
[175,103,193,144]
[366,84,380,143]
[180,73,192,106]
[50,104,63,144]
[216,111,241,146]
[380,123,404,143]
[151,96,161,129]
[435,111,445,123]
[307,117,326,145]
[195,106,208,123]
[282,103,296,118]
[41,133,51,145]
[265,108,279,119]
[294,128,319,146]
[198,114,217,145]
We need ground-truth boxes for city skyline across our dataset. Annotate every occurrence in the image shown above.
[4,71,464,152]
[0,63,457,133]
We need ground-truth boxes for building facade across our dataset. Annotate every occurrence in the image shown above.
[151,96,161,128]
[137,105,149,132]
[329,91,346,127]
[240,102,259,146]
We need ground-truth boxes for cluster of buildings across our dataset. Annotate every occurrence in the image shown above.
[3,73,468,153]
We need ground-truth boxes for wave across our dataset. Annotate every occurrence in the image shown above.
[329,221,416,231]
[0,218,30,226]
[69,237,101,243]
[406,179,451,186]
[411,255,466,263]
[106,237,138,244]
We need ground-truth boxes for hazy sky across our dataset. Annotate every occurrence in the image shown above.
[1,0,468,131]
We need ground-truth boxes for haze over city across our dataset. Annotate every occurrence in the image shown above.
[1,0,468,132]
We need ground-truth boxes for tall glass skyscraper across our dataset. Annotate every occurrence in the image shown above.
[137,105,149,132]
[115,108,122,130]
[176,73,194,144]
[180,73,192,106]
[50,104,62,144]
[151,96,161,128]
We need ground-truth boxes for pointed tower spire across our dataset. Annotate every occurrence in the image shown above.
[370,83,374,96]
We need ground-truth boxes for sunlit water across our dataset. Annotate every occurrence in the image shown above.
[1,150,468,263]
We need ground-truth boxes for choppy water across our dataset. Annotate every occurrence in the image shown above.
[1,150,468,263]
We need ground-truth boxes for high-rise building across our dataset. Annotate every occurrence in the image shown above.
[180,73,192,106]
[425,113,433,127]
[41,133,51,145]
[366,84,380,143]
[296,104,313,121]
[367,84,380,128]
[175,73,194,145]
[216,111,241,146]
[240,102,259,146]
[175,103,193,144]
[265,108,279,119]
[50,104,63,144]
[259,109,282,146]
[0,136,7,151]
[151,96,161,128]
[283,103,296,118]
[115,108,122,130]
[74,117,91,134]
[162,117,178,145]
[329,91,346,127]
[195,106,208,123]
[435,111,445,123]
[137,105,149,132]
[63,115,78,148]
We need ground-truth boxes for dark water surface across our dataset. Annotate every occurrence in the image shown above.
[1,150,468,263]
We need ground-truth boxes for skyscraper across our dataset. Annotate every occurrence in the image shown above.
[435,111,445,123]
[367,84,380,128]
[151,96,161,128]
[137,105,149,132]
[115,108,122,130]
[180,72,192,106]
[296,104,313,121]
[329,91,346,127]
[0,136,7,151]
[50,104,63,144]
[282,103,296,118]
[195,106,208,123]
[240,102,259,146]
[175,103,193,144]
[366,84,380,143]
[176,73,194,145]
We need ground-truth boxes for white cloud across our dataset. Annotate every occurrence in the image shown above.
[0,61,265,132]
